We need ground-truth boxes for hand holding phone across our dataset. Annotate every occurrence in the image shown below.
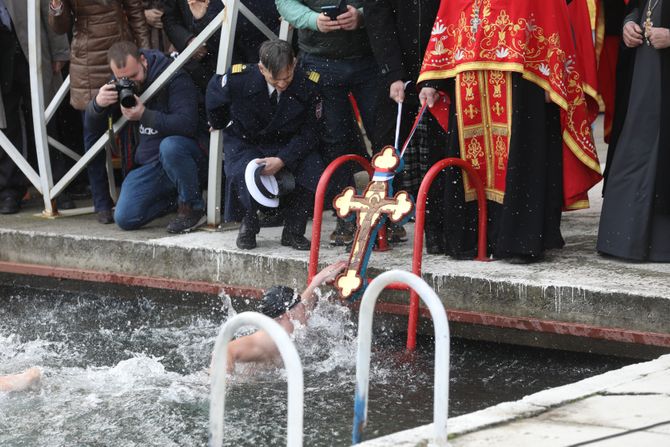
[320,0,347,20]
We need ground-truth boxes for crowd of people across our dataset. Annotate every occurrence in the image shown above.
[0,0,668,263]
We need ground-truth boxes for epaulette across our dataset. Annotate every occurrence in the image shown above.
[306,70,320,84]
[231,64,249,74]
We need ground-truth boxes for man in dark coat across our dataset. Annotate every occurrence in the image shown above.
[364,0,443,250]
[85,41,206,233]
[206,39,324,251]
[597,0,670,261]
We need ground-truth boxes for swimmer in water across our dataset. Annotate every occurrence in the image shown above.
[223,261,347,373]
[0,367,42,392]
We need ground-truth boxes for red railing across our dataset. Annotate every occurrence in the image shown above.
[405,157,489,350]
[309,155,489,351]
[308,155,376,283]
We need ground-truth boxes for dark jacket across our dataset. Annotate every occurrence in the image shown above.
[206,64,324,221]
[48,0,150,110]
[85,49,199,166]
[364,0,439,88]
[281,0,372,59]
[606,0,670,209]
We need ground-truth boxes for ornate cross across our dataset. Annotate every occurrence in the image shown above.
[465,104,479,119]
[333,146,414,299]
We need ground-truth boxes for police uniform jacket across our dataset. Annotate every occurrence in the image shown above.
[206,64,324,222]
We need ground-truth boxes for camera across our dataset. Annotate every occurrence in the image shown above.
[113,77,137,108]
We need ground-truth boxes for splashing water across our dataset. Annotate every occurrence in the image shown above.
[0,285,632,446]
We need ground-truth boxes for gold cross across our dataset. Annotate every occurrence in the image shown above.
[492,101,504,116]
[465,104,479,119]
[333,147,414,298]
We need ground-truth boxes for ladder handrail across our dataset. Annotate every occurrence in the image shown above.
[351,270,450,446]
[209,312,304,447]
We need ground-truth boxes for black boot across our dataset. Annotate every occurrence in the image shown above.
[236,214,260,249]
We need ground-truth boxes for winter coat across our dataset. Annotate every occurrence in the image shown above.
[364,0,439,89]
[85,49,199,166]
[206,64,324,221]
[49,0,150,110]
[0,0,70,129]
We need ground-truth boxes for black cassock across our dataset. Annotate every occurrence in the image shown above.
[429,74,565,260]
[597,0,670,261]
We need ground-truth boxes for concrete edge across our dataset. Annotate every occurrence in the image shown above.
[357,354,670,446]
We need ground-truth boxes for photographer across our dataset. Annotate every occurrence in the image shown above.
[85,41,206,233]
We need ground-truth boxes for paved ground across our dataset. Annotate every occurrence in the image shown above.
[358,354,670,446]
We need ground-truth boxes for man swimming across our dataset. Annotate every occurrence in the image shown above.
[224,261,347,373]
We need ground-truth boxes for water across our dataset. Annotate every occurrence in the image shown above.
[0,284,633,446]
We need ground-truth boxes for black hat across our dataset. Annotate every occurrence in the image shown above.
[244,160,296,208]
[258,285,300,319]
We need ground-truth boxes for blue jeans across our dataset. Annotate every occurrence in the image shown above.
[83,113,114,212]
[299,53,380,198]
[114,136,205,230]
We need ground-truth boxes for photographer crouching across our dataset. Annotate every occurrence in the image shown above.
[84,41,206,233]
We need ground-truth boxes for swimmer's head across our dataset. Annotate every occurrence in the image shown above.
[258,286,300,319]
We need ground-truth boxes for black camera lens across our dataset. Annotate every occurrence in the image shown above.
[119,89,137,108]
[115,78,137,108]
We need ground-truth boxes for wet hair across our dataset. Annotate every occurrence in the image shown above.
[258,40,295,78]
[258,286,300,319]
[107,41,141,68]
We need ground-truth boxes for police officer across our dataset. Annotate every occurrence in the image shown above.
[206,39,324,250]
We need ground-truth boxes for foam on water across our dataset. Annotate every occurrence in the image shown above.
[0,285,632,446]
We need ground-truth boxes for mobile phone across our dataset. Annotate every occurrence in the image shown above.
[321,0,347,20]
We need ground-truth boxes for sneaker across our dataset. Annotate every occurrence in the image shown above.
[167,204,206,233]
[97,209,114,224]
[330,218,356,246]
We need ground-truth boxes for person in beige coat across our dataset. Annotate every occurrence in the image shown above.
[48,0,150,222]
[0,0,69,213]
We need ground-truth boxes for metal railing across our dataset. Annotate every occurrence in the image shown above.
[351,270,450,445]
[2,0,289,221]
[209,311,304,447]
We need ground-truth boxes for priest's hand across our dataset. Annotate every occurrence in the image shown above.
[419,87,440,108]
[389,80,405,104]
[647,27,670,49]
[623,20,643,48]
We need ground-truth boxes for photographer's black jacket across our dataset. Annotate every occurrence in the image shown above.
[85,49,199,166]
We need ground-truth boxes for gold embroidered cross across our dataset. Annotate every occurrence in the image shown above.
[333,146,414,298]
[465,104,479,119]
[492,101,504,116]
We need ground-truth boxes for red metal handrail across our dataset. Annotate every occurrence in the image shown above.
[309,155,489,352]
[406,157,489,350]
[308,155,375,284]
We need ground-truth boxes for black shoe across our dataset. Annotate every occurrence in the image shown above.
[425,230,446,255]
[236,220,258,249]
[258,209,284,227]
[56,193,76,210]
[167,203,206,233]
[386,222,407,243]
[97,209,114,224]
[0,197,20,214]
[505,254,545,264]
[330,218,355,246]
[281,229,311,251]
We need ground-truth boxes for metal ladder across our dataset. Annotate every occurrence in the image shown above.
[209,312,304,447]
[351,270,451,446]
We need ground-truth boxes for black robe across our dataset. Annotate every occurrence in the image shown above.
[433,75,564,260]
[597,0,670,261]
